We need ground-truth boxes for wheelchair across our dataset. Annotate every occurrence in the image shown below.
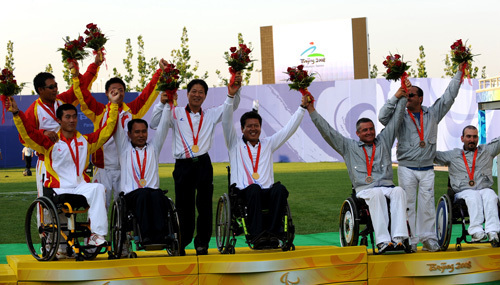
[215,166,295,254]
[109,189,181,258]
[435,180,500,251]
[339,187,413,254]
[25,187,110,261]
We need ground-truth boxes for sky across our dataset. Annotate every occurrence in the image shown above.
[2,0,500,93]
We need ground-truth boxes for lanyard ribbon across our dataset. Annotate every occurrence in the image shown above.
[61,135,79,176]
[185,107,204,149]
[408,109,424,143]
[362,144,376,177]
[246,142,261,179]
[462,149,478,183]
[134,148,147,186]
[37,99,59,122]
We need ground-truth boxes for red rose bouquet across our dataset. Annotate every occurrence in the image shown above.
[0,68,24,123]
[84,23,108,62]
[157,62,180,107]
[225,43,254,86]
[382,53,410,92]
[450,39,476,84]
[285,65,315,102]
[58,36,88,73]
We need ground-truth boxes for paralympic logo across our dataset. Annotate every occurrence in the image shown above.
[280,272,300,284]
[300,42,325,66]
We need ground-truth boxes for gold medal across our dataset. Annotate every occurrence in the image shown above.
[469,180,475,187]
[192,145,199,153]
[139,179,146,187]
[365,176,373,183]
[252,172,260,179]
[419,141,426,148]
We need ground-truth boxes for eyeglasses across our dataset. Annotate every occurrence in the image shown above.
[44,84,58,90]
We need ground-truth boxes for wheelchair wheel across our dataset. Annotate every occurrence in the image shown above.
[216,193,232,254]
[339,197,359,247]
[25,196,60,261]
[435,194,453,251]
[166,197,181,256]
[282,202,295,251]
[110,196,126,259]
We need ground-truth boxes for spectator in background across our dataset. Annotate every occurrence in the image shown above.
[22,146,34,176]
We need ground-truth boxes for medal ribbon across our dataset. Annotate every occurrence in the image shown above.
[462,149,478,183]
[61,135,79,176]
[185,107,204,149]
[134,148,147,184]
[37,99,59,122]
[246,142,261,177]
[362,144,376,177]
[408,109,424,143]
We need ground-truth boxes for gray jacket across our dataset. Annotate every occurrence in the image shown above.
[435,137,500,192]
[378,71,462,168]
[310,97,407,192]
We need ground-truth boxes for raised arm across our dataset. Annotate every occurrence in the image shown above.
[431,65,463,123]
[378,95,408,147]
[128,68,163,118]
[378,78,411,126]
[151,102,171,153]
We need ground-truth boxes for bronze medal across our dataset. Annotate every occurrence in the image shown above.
[192,145,199,153]
[419,141,426,148]
[469,180,475,187]
[252,172,260,180]
[365,176,373,183]
[139,178,146,187]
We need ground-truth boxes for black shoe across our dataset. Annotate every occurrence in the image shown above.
[180,249,186,256]
[196,246,208,255]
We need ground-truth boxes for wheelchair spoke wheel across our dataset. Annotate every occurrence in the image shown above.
[283,202,295,250]
[110,197,126,259]
[216,193,232,253]
[339,198,359,247]
[25,197,60,261]
[436,194,453,251]
[166,198,181,256]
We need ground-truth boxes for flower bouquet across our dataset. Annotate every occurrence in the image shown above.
[284,65,315,102]
[84,23,108,63]
[58,36,88,74]
[156,62,180,107]
[225,43,253,86]
[0,68,24,123]
[450,39,476,84]
[382,53,410,92]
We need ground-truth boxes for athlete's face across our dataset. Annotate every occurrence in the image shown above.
[242,118,261,146]
[406,86,423,112]
[356,121,376,145]
[38,78,59,103]
[106,83,125,105]
[128,122,148,148]
[187,84,206,111]
[461,128,479,151]
[57,109,78,133]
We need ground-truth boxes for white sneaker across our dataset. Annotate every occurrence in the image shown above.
[488,232,499,243]
[472,231,486,242]
[422,239,440,252]
[88,233,107,246]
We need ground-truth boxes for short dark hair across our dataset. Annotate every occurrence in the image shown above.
[33,72,55,94]
[56,104,77,120]
[187,79,208,94]
[105,77,126,93]
[414,86,424,98]
[127,118,148,132]
[356,118,374,132]
[462,125,478,136]
[240,111,262,129]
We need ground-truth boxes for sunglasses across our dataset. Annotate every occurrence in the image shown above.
[44,84,58,90]
[408,93,421,98]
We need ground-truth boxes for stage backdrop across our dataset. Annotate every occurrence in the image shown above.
[0,77,497,169]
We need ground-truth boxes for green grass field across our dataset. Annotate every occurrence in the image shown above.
[0,162,497,244]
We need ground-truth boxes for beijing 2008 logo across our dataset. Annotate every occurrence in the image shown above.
[300,42,326,67]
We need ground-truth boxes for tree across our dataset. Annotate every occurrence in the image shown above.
[170,27,208,89]
[416,45,427,78]
[45,64,53,73]
[4,40,14,71]
[215,33,255,86]
[369,64,378,79]
[442,44,485,79]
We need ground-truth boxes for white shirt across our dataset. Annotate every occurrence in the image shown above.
[115,103,170,194]
[22,147,33,156]
[222,96,305,189]
[150,90,241,159]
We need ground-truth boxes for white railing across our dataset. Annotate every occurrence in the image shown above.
[477,76,500,92]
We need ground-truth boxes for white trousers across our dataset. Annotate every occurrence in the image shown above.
[455,188,500,235]
[54,182,108,236]
[36,159,46,197]
[398,166,436,244]
[356,186,408,245]
[92,168,121,208]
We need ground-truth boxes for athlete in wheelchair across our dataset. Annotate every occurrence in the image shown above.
[9,96,121,261]
[435,125,500,251]
[217,82,304,253]
[110,99,180,258]
[305,91,413,254]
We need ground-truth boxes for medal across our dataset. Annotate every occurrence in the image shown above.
[462,149,478,189]
[140,179,146,187]
[362,144,376,185]
[246,141,261,181]
[365,176,373,183]
[134,148,147,188]
[419,141,426,148]
[408,110,426,149]
[192,145,199,153]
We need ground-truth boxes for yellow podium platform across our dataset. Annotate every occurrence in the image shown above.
[4,244,500,284]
